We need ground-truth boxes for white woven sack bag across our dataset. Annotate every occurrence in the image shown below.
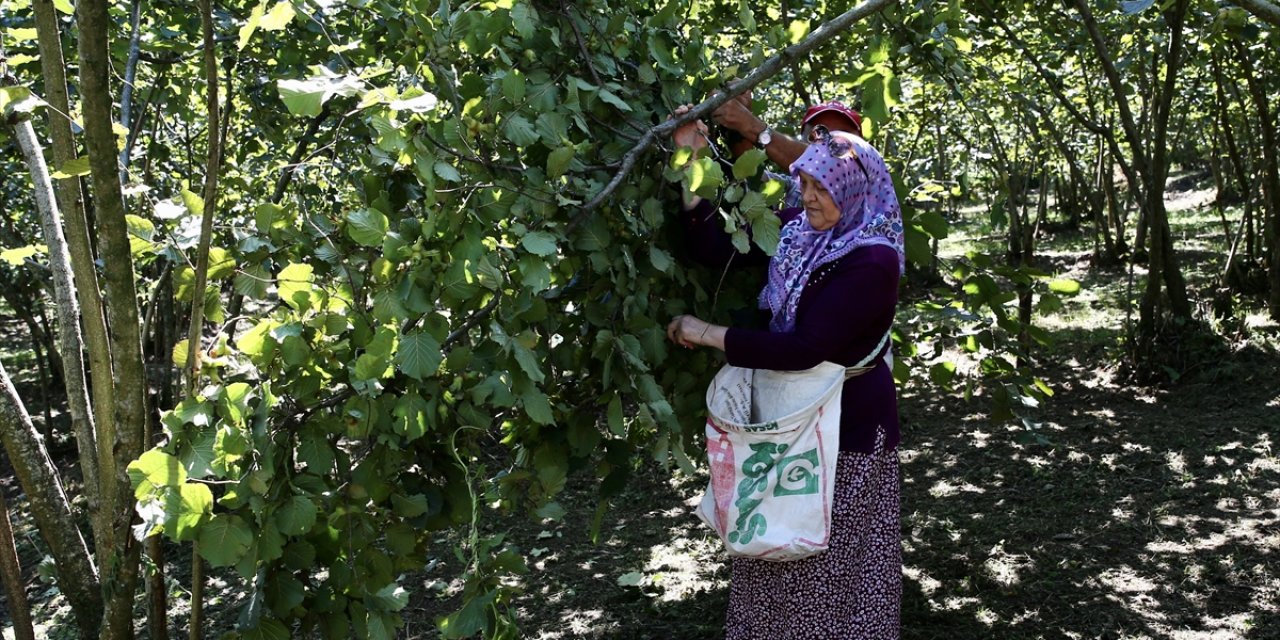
[695,331,890,562]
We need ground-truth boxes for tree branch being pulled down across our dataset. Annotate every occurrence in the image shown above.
[568,0,898,232]
[1232,0,1280,28]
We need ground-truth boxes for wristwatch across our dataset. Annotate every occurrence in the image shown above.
[755,127,773,148]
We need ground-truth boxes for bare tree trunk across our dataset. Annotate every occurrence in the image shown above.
[182,3,223,638]
[0,362,101,638]
[118,0,144,171]
[9,92,104,549]
[0,490,35,640]
[1093,138,1117,262]
[1148,0,1192,321]
[32,0,118,562]
[77,0,151,635]
[1232,0,1280,29]
[1074,0,1192,342]
[1235,42,1280,319]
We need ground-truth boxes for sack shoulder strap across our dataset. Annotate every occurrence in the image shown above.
[844,328,893,379]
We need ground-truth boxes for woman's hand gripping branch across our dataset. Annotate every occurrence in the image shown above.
[666,314,727,352]
[670,104,710,210]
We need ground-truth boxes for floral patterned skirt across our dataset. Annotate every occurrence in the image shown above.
[725,433,901,639]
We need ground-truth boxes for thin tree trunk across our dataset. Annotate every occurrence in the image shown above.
[1149,0,1192,321]
[118,0,144,170]
[185,2,222,636]
[1093,138,1117,262]
[77,0,151,634]
[30,334,52,442]
[9,96,104,553]
[1235,42,1280,319]
[1232,0,1280,29]
[0,361,101,638]
[32,0,118,564]
[1073,0,1192,340]
[0,489,35,640]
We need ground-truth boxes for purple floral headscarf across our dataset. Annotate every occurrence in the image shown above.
[760,130,905,332]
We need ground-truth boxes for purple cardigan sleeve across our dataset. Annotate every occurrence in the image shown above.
[722,245,900,371]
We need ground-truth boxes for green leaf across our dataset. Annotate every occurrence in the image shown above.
[502,115,540,146]
[929,361,957,387]
[391,493,430,518]
[597,88,632,112]
[277,263,314,311]
[534,446,567,494]
[1,245,41,266]
[433,161,462,182]
[916,210,949,239]
[1121,0,1156,13]
[128,450,187,498]
[649,246,673,273]
[260,0,296,30]
[510,2,538,39]
[197,514,253,568]
[51,157,91,179]
[238,2,266,49]
[391,393,429,442]
[904,225,931,266]
[509,331,544,383]
[607,396,624,437]
[0,87,44,118]
[522,387,554,425]
[397,332,442,380]
[440,590,496,639]
[236,320,276,358]
[241,618,290,640]
[274,495,318,536]
[207,247,237,280]
[179,426,217,478]
[501,70,526,103]
[371,583,410,612]
[52,0,74,14]
[235,263,270,299]
[367,612,394,640]
[354,352,392,382]
[1048,279,1082,296]
[520,231,558,257]
[535,501,566,520]
[170,483,213,541]
[388,92,438,114]
[347,208,389,247]
[687,157,724,197]
[546,146,575,180]
[787,19,810,43]
[731,149,767,180]
[277,74,361,117]
[297,432,334,471]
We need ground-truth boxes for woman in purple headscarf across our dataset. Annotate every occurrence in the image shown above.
[666,105,904,639]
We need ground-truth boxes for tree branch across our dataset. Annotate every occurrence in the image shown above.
[566,6,604,88]
[443,294,500,352]
[1071,0,1150,175]
[986,9,1108,136]
[1232,0,1280,28]
[118,0,144,170]
[272,106,330,203]
[567,0,896,232]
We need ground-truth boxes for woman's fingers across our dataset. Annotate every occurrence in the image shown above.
[667,315,699,349]
[667,316,688,348]
[666,316,682,343]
